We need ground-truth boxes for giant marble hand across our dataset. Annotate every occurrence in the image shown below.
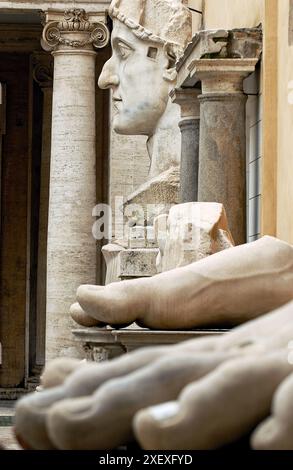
[14,300,293,450]
[71,236,293,329]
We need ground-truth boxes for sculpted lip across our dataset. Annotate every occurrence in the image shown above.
[113,96,122,112]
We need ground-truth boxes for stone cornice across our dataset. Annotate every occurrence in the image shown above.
[0,2,111,13]
[188,58,259,93]
[176,27,262,88]
[0,24,42,52]
[42,8,110,52]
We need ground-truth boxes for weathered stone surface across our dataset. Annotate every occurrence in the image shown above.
[119,248,159,279]
[199,29,229,58]
[43,10,110,360]
[176,26,262,86]
[197,27,262,60]
[228,28,263,59]
[124,166,180,223]
[102,243,158,283]
[198,92,247,245]
[155,202,234,273]
[188,58,258,245]
[128,226,157,249]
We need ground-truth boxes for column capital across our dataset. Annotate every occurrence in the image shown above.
[189,58,258,94]
[32,52,53,89]
[176,26,262,89]
[170,87,200,120]
[41,9,110,53]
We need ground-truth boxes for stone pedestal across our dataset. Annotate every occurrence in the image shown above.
[102,244,158,284]
[73,327,226,362]
[42,10,109,360]
[190,59,258,245]
[170,88,200,203]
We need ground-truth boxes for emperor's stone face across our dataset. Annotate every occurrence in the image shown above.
[98,20,172,136]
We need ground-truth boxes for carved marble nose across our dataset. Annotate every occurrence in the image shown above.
[98,59,119,89]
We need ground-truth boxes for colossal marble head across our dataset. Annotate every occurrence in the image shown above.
[98,0,191,136]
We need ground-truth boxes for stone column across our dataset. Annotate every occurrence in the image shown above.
[32,52,53,368]
[170,88,200,203]
[42,10,109,360]
[190,59,258,245]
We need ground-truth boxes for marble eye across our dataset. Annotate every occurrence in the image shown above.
[117,42,132,59]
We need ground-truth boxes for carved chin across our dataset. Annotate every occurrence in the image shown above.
[113,115,150,136]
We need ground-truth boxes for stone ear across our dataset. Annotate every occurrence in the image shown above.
[163,43,178,82]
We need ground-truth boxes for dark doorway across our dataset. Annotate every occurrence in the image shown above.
[0,53,30,388]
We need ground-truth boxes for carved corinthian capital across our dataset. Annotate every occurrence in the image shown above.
[42,9,110,52]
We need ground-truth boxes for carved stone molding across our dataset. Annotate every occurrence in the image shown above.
[73,328,222,362]
[32,52,54,88]
[170,88,200,120]
[42,9,110,52]
[188,58,259,94]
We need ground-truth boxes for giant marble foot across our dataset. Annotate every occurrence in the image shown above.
[15,301,293,449]
[71,236,293,330]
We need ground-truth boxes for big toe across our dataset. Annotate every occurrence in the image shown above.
[76,283,135,326]
[15,387,65,449]
[76,285,108,320]
[70,302,106,327]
